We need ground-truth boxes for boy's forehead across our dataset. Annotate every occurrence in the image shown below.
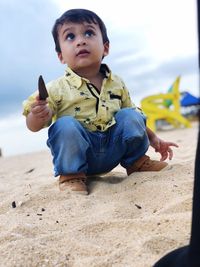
[58,21,100,33]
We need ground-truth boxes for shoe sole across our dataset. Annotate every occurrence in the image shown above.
[160,164,172,171]
[59,183,88,195]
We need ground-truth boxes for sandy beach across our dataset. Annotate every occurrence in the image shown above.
[0,122,198,267]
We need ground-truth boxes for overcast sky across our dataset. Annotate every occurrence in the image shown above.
[0,0,198,156]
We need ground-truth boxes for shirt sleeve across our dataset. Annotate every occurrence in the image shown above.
[22,91,38,116]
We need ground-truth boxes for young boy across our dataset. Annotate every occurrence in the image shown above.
[23,9,178,195]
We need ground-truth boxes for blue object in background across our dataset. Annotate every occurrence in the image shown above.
[181,92,200,107]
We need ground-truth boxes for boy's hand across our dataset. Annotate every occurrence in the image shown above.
[26,95,52,132]
[30,95,51,121]
[150,136,179,161]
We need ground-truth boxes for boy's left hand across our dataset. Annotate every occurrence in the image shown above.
[150,136,179,161]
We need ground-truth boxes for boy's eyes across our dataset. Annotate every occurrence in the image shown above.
[65,30,95,41]
[66,33,75,41]
[84,30,95,37]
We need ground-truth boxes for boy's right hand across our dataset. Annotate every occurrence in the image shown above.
[30,95,51,121]
[26,95,52,132]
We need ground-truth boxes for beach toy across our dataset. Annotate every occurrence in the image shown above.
[140,76,191,131]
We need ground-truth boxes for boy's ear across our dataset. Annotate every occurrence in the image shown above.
[103,42,109,57]
[57,52,66,64]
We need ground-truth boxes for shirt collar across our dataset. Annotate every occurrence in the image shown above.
[64,64,113,89]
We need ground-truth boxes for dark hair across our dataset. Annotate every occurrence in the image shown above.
[52,9,110,53]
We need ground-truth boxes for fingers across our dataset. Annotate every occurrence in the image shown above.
[166,143,177,160]
[154,140,178,161]
[160,146,174,160]
[30,98,50,119]
[32,104,46,114]
[35,95,47,102]
[31,98,47,108]
[160,153,168,161]
[168,142,179,148]
[38,108,50,119]
[168,147,173,160]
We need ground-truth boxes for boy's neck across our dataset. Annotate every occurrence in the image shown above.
[75,65,99,79]
[74,65,104,91]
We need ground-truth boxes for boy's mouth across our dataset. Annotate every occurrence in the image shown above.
[76,49,90,56]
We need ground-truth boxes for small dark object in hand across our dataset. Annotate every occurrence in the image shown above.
[38,75,48,100]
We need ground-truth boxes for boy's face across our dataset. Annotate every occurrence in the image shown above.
[57,21,109,72]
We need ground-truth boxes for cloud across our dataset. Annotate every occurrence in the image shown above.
[0,0,198,116]
[0,0,63,116]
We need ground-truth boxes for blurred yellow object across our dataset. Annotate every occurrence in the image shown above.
[140,76,191,132]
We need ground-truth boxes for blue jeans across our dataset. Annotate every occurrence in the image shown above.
[47,108,149,176]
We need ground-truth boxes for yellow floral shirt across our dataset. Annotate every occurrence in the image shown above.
[23,64,138,132]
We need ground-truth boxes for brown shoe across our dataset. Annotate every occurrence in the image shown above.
[59,173,88,195]
[126,155,168,175]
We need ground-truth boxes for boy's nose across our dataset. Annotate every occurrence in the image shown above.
[76,37,86,46]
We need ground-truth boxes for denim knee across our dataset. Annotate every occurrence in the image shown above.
[114,108,147,140]
[115,108,146,126]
